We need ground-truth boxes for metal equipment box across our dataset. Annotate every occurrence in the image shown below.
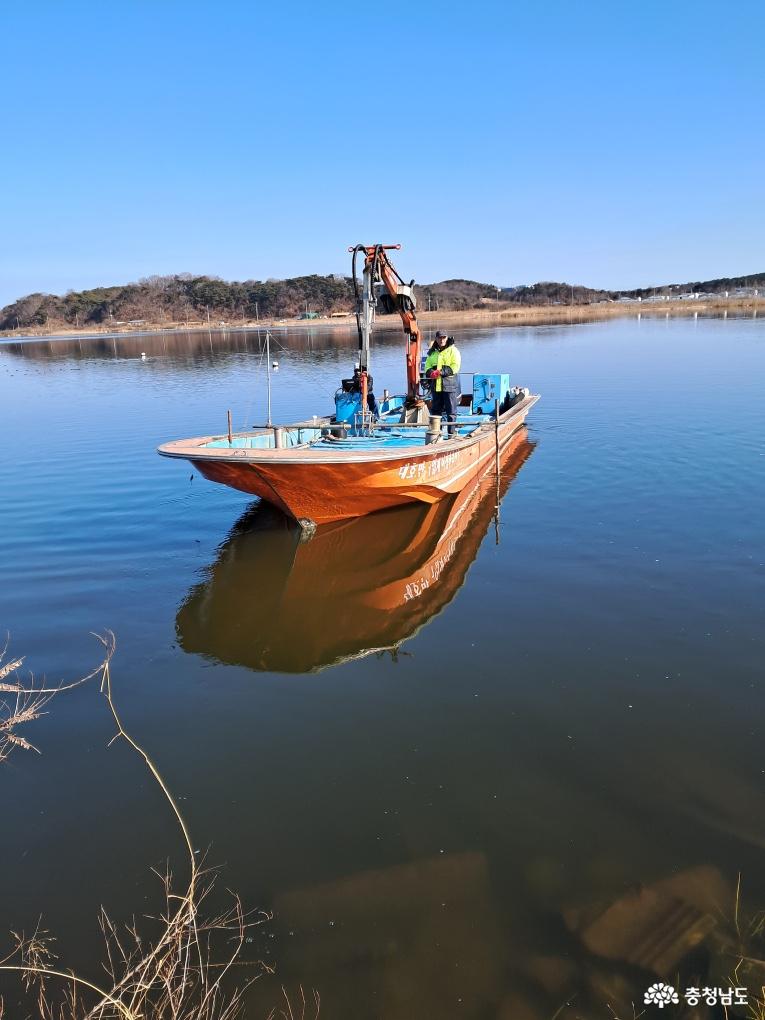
[472,374,511,415]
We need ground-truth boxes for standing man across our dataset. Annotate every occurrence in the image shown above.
[424,331,461,436]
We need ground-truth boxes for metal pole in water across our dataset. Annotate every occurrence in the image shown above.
[266,331,273,427]
[494,397,501,517]
[227,409,233,446]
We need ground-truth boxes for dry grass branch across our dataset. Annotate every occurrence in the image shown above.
[265,986,321,1020]
[1,631,295,1020]
[0,635,113,763]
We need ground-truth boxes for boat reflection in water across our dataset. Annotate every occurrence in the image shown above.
[176,431,535,673]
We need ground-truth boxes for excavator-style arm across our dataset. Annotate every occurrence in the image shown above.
[349,244,423,403]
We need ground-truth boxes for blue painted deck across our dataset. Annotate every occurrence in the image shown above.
[204,421,480,452]
[318,424,479,449]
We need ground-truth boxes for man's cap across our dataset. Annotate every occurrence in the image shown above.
[435,330,448,340]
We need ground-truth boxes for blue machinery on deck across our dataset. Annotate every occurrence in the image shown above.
[334,371,519,437]
[472,374,512,414]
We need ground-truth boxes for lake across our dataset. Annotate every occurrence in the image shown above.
[1,314,764,1018]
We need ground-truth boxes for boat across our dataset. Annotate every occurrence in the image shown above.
[158,244,539,525]
[176,432,535,672]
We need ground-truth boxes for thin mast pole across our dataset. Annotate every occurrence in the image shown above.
[266,330,273,427]
[494,397,501,542]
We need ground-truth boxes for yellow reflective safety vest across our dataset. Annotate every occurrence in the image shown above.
[423,341,461,392]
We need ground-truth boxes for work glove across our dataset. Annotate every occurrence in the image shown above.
[427,369,441,379]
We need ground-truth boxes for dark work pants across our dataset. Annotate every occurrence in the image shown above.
[431,390,458,435]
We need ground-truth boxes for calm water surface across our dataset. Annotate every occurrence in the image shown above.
[1,316,764,1018]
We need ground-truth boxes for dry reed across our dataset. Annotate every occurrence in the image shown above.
[0,632,317,1020]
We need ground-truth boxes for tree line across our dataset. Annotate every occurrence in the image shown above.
[2,270,763,331]
[0,274,356,330]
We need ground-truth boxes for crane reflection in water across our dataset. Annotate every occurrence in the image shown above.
[176,431,535,673]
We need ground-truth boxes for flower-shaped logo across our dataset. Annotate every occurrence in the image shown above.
[644,982,679,1008]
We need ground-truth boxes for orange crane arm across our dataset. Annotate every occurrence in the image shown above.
[350,244,423,402]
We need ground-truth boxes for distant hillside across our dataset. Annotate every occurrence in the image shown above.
[623,272,765,300]
[2,270,763,331]
[0,275,356,331]
[0,274,500,331]
[414,279,498,311]
[500,282,612,305]
[500,271,765,305]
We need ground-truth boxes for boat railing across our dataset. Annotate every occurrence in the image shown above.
[347,415,504,430]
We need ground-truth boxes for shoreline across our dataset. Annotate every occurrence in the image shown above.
[1,297,760,344]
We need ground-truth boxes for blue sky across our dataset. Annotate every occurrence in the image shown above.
[2,0,763,306]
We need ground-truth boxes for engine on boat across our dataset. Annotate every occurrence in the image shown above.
[335,369,377,423]
[334,387,363,424]
[334,366,529,427]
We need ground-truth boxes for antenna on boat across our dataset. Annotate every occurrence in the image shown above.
[265,330,273,427]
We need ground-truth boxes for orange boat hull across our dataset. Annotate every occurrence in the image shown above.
[159,394,539,524]
[192,416,528,524]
